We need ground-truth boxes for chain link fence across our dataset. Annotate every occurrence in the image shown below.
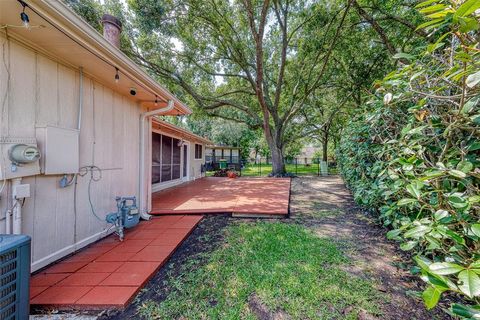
[206,157,337,177]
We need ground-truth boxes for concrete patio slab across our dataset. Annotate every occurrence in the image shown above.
[30,215,203,310]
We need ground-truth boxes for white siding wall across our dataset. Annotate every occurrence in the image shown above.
[0,34,143,271]
[190,143,205,180]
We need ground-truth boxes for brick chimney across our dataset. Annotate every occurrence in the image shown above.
[101,14,122,49]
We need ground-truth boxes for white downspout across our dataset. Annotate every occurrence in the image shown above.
[12,178,22,234]
[139,100,174,220]
[5,181,11,234]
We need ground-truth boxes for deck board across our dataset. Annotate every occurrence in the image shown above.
[151,177,290,216]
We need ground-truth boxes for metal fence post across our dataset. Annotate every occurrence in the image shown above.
[295,158,298,175]
[259,158,262,176]
[317,157,320,176]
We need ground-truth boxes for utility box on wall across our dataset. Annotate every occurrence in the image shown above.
[0,137,41,180]
[36,126,80,174]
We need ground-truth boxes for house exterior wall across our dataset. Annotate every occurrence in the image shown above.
[0,34,145,271]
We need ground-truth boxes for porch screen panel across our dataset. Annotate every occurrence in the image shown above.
[152,133,161,184]
[172,138,181,180]
[183,145,187,177]
[152,133,185,184]
[161,136,172,182]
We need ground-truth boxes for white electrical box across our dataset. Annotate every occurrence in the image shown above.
[36,126,80,174]
[13,184,30,199]
[0,137,41,180]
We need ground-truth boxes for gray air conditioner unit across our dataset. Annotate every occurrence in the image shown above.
[0,235,31,320]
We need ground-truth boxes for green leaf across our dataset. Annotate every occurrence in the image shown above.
[451,303,480,319]
[471,224,480,237]
[420,169,444,180]
[398,198,418,206]
[419,4,446,14]
[468,141,480,151]
[416,18,444,31]
[415,0,438,9]
[415,255,432,270]
[458,16,479,32]
[405,225,432,238]
[406,183,421,199]
[429,262,464,275]
[434,209,449,220]
[457,160,474,173]
[461,97,479,114]
[469,196,480,203]
[400,240,418,251]
[445,229,466,246]
[407,125,427,135]
[387,229,402,240]
[466,71,480,88]
[422,285,443,309]
[448,169,467,179]
[455,0,480,18]
[448,196,468,209]
[458,270,480,298]
[426,235,442,250]
[472,114,480,125]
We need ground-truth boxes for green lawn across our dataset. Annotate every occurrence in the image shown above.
[207,163,337,177]
[138,222,382,319]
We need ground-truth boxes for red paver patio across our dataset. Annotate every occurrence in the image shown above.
[30,215,202,309]
[151,177,291,216]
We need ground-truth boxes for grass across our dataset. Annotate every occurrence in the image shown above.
[137,222,382,319]
[207,163,337,177]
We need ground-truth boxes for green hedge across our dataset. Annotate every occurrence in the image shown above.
[338,1,480,318]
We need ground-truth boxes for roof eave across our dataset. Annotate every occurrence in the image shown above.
[152,118,212,145]
[30,0,191,115]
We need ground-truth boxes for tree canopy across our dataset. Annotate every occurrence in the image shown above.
[66,0,427,173]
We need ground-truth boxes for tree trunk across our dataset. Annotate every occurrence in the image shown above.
[322,133,329,162]
[265,131,286,175]
[270,144,286,175]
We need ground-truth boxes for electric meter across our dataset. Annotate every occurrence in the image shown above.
[9,144,41,164]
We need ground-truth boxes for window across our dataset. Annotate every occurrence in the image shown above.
[195,144,203,159]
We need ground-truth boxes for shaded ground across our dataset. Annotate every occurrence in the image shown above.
[288,176,450,320]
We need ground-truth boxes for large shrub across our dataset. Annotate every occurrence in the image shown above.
[338,0,480,318]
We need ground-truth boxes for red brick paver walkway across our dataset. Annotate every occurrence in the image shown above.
[30,215,202,309]
[151,177,290,216]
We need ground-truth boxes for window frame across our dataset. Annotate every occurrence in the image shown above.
[194,144,203,160]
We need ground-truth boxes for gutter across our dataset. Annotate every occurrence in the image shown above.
[138,100,174,220]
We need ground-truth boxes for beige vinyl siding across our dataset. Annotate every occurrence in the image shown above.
[0,34,143,271]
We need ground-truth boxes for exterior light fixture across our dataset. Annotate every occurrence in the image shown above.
[115,67,120,83]
[154,96,158,106]
[19,1,29,29]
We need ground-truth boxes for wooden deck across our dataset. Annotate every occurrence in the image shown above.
[151,177,291,217]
